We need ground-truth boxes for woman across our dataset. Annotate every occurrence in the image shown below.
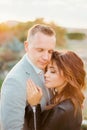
[25,50,86,130]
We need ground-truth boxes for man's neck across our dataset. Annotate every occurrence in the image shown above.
[26,54,43,74]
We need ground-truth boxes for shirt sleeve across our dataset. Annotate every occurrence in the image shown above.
[24,104,41,130]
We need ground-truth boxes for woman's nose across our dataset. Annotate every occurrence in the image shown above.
[44,71,49,78]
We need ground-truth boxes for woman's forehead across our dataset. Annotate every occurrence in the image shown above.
[48,61,57,68]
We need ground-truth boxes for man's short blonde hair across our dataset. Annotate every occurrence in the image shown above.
[27,24,56,42]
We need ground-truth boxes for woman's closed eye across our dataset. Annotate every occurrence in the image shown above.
[50,70,56,73]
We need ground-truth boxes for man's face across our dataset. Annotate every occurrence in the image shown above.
[25,32,56,70]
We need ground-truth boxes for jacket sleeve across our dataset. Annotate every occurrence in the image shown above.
[41,106,67,130]
[24,104,41,130]
[1,77,26,130]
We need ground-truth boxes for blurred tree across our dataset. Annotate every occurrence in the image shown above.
[0,23,10,32]
[49,22,66,47]
[66,32,86,40]
[0,79,3,89]
[0,18,67,47]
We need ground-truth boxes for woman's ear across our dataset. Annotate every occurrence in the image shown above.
[24,41,29,52]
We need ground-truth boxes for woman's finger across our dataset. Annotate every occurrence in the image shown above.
[27,79,35,95]
[30,79,38,92]
[26,79,39,100]
[26,79,43,105]
[27,79,38,93]
[37,86,43,97]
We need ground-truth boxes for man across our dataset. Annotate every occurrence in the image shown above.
[1,24,56,130]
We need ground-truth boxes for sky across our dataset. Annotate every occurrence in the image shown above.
[0,0,87,28]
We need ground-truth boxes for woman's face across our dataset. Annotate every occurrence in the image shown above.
[44,61,66,89]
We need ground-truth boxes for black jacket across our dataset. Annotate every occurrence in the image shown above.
[24,100,82,130]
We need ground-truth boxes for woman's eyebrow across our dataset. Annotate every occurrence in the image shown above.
[48,65,54,68]
[49,66,55,69]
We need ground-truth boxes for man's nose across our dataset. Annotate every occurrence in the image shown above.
[43,52,49,60]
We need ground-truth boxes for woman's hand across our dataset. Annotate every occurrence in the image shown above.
[26,79,43,106]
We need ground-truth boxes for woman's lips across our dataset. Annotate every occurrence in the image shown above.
[45,79,50,83]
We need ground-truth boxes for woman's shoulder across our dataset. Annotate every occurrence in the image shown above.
[54,99,74,112]
[43,99,74,115]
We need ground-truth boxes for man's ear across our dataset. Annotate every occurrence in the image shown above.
[24,41,29,52]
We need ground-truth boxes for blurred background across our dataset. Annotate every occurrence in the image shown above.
[0,0,87,129]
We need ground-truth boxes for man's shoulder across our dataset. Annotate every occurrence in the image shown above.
[7,55,27,74]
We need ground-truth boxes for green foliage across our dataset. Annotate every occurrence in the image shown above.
[0,18,67,47]
[0,79,3,89]
[66,32,86,40]
[47,22,66,47]
[81,124,87,130]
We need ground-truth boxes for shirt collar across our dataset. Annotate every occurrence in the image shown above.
[26,54,42,74]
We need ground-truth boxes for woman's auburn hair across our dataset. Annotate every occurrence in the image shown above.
[48,50,86,115]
